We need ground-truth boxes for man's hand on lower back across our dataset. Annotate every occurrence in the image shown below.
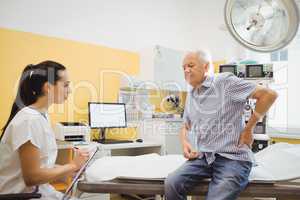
[238,128,254,148]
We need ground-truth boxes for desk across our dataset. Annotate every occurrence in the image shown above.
[267,127,300,140]
[92,141,163,159]
[77,178,300,200]
[56,140,163,158]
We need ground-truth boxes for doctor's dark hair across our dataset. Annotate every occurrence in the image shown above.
[1,61,66,140]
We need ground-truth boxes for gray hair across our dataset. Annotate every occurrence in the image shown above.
[187,50,214,75]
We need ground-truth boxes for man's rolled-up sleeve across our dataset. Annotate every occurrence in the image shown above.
[224,73,257,103]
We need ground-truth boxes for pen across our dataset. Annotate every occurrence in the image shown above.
[73,146,79,150]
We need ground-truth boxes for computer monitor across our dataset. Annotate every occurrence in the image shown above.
[219,64,237,75]
[246,64,264,78]
[88,102,131,144]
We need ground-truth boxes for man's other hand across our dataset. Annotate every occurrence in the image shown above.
[183,141,199,160]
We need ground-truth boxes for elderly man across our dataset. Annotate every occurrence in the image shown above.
[164,50,277,200]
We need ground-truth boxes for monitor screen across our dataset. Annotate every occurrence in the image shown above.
[88,103,127,128]
[246,65,264,77]
[219,65,237,75]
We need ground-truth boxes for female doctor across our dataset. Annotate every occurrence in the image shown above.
[0,61,89,199]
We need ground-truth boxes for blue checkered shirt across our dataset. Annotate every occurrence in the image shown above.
[183,72,257,164]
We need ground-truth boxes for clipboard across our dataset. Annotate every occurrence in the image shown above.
[62,147,99,200]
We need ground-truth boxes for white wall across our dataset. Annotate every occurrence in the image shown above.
[1,0,298,129]
[0,0,242,60]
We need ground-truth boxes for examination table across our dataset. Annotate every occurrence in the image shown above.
[76,143,300,200]
[77,178,300,200]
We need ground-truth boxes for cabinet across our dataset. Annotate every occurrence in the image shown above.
[138,118,183,155]
[139,45,187,91]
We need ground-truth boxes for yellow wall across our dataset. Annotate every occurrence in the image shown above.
[213,60,226,73]
[271,138,300,144]
[0,28,139,137]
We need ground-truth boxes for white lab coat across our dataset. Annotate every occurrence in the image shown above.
[0,107,65,200]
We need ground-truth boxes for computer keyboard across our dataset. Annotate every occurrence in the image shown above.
[97,139,133,144]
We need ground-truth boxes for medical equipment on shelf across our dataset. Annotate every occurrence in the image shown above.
[119,87,154,122]
[219,64,273,79]
[252,134,270,153]
[54,122,90,142]
[160,94,184,115]
[244,99,267,134]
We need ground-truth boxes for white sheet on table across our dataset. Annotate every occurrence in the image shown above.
[86,154,186,182]
[86,143,300,182]
[248,142,300,181]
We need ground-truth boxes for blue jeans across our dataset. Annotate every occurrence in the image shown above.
[164,154,252,200]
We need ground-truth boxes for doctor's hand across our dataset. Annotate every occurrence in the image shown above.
[238,128,254,148]
[182,141,199,160]
[71,148,90,171]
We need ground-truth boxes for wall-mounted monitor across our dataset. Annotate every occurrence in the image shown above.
[219,64,237,75]
[246,64,264,78]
